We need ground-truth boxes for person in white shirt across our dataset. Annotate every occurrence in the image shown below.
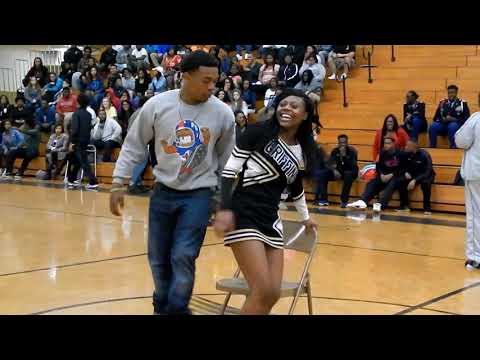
[91,108,122,162]
[455,111,480,270]
[132,45,149,71]
[264,77,278,108]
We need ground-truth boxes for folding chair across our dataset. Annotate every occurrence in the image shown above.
[64,144,97,183]
[216,220,318,315]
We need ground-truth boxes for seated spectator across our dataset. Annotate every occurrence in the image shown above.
[63,45,83,72]
[315,45,333,65]
[239,52,260,83]
[43,72,63,103]
[87,57,97,71]
[131,45,149,71]
[217,48,231,76]
[55,87,78,132]
[216,89,231,105]
[241,79,256,112]
[258,53,280,87]
[402,90,427,140]
[222,77,235,101]
[24,77,43,111]
[116,45,133,71]
[77,46,93,74]
[288,44,307,67]
[149,68,167,95]
[91,108,122,162]
[117,100,134,139]
[110,77,126,101]
[294,69,323,105]
[161,47,182,90]
[22,57,49,87]
[234,110,248,143]
[347,137,408,212]
[121,68,136,97]
[99,45,118,71]
[4,117,40,180]
[404,139,436,214]
[299,54,326,84]
[135,69,151,97]
[429,84,470,148]
[264,77,279,108]
[372,114,409,162]
[145,89,155,100]
[11,96,33,128]
[229,59,243,88]
[45,124,69,180]
[146,45,172,68]
[0,95,13,131]
[278,54,300,88]
[104,64,121,89]
[85,66,105,111]
[314,134,359,207]
[304,45,323,65]
[100,97,118,120]
[35,97,56,133]
[230,89,249,115]
[327,45,356,80]
[58,62,73,85]
[0,120,24,176]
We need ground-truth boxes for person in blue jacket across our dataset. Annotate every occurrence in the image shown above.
[35,97,57,133]
[43,72,63,103]
[0,119,24,175]
[86,66,105,111]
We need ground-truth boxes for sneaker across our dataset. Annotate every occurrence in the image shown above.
[85,183,99,190]
[347,200,367,209]
[328,74,337,80]
[372,203,382,212]
[67,182,81,188]
[1,173,13,180]
[14,174,22,181]
[424,210,432,216]
[465,260,480,270]
[340,202,348,208]
[341,73,348,79]
[395,207,411,213]
[314,200,329,206]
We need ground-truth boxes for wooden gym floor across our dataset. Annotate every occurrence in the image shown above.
[1,180,479,315]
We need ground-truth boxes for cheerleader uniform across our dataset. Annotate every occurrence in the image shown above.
[220,122,310,249]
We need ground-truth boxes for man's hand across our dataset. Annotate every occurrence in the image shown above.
[302,218,318,235]
[407,179,416,191]
[445,115,456,122]
[405,172,412,180]
[214,210,235,236]
[110,184,126,216]
[333,170,342,180]
[68,143,75,153]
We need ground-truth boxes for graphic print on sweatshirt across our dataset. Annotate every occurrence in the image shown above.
[160,119,211,178]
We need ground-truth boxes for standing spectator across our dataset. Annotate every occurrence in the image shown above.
[131,45,149,71]
[404,139,435,214]
[45,124,69,180]
[99,45,118,71]
[429,85,470,148]
[327,45,356,80]
[11,96,33,128]
[294,69,323,105]
[55,87,78,132]
[230,89,249,115]
[5,117,40,180]
[347,137,409,212]
[264,77,278,108]
[372,114,409,162]
[258,53,280,87]
[278,54,299,88]
[58,62,73,85]
[116,45,133,71]
[299,54,326,83]
[91,108,122,162]
[314,134,359,207]
[67,93,99,189]
[24,77,43,111]
[86,66,105,110]
[43,72,63,103]
[402,90,427,140]
[63,45,83,72]
[234,110,248,143]
[0,120,24,176]
[117,100,134,140]
[135,69,151,96]
[34,98,56,134]
[455,111,480,270]
[77,46,93,74]
[241,79,256,112]
[22,57,49,87]
[149,68,167,95]
[161,48,182,90]
[0,95,13,131]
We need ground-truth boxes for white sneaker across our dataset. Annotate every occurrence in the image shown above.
[328,74,337,80]
[14,175,22,181]
[373,203,382,212]
[85,183,99,191]
[67,182,81,188]
[346,200,367,209]
[341,73,348,79]
[2,173,13,180]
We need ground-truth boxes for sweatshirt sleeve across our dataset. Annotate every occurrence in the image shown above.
[455,112,479,150]
[112,99,155,183]
[414,151,433,183]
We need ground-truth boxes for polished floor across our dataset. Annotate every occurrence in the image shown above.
[0,180,479,315]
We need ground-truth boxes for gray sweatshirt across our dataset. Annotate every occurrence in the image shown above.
[455,112,480,181]
[113,89,236,190]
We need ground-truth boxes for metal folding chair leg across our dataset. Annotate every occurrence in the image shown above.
[306,276,313,315]
[219,293,232,315]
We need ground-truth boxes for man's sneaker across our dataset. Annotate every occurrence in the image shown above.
[346,200,367,209]
[67,182,81,188]
[341,72,348,79]
[85,183,99,191]
[1,173,13,180]
[340,202,348,208]
[465,260,480,270]
[395,207,411,213]
[424,210,432,216]
[14,174,22,181]
[328,74,337,80]
[373,203,382,212]
[314,200,329,206]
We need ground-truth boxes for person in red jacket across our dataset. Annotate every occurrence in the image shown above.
[372,114,409,162]
[55,87,78,133]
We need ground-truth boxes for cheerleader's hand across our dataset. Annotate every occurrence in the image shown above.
[302,218,317,235]
[214,210,236,236]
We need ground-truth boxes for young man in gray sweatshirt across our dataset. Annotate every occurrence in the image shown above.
[455,110,480,270]
[110,51,236,314]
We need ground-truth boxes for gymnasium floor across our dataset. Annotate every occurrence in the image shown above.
[1,180,479,315]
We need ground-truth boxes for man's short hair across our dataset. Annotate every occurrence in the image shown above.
[447,84,459,92]
[77,93,89,108]
[180,50,218,73]
[338,134,348,141]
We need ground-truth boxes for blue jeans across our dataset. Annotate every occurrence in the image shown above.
[429,121,461,148]
[148,184,213,314]
[402,116,427,140]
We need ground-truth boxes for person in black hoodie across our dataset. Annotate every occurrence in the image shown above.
[314,134,358,207]
[278,54,299,88]
[11,96,33,128]
[66,93,98,189]
[0,95,13,133]
[404,139,435,214]
[22,57,49,87]
[99,45,118,71]
[63,45,84,72]
[348,137,408,211]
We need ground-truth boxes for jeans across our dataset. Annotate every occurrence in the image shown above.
[5,148,39,175]
[148,184,213,314]
[402,116,427,140]
[429,121,461,148]
[314,168,358,203]
[93,139,120,162]
[361,176,408,209]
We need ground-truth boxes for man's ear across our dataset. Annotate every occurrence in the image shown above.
[182,72,191,81]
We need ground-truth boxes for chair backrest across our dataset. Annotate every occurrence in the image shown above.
[282,220,317,254]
